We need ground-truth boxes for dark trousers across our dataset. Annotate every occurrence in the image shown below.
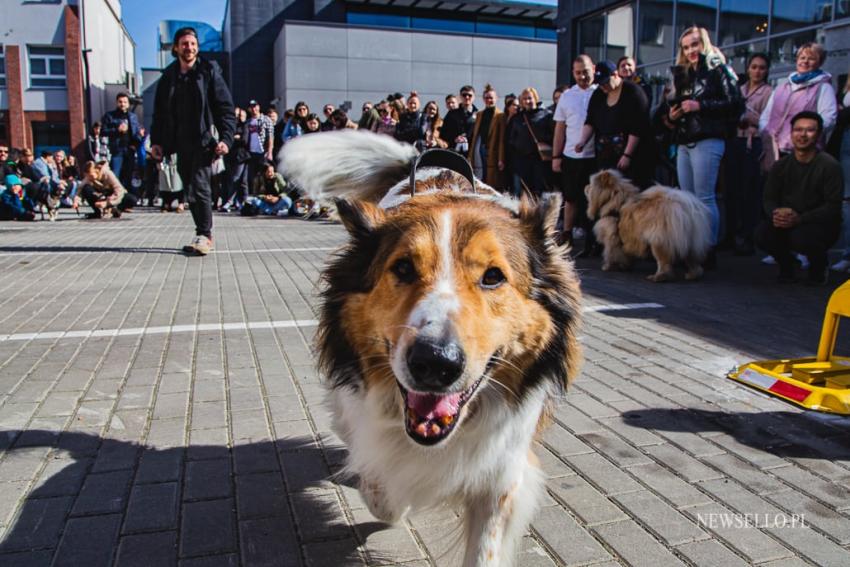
[724,137,763,247]
[247,153,266,195]
[176,149,214,238]
[755,220,840,276]
[562,156,596,215]
[81,186,137,213]
[513,154,548,196]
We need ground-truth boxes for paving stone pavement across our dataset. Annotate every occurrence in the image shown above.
[1,209,850,567]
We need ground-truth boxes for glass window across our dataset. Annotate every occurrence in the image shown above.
[28,45,66,88]
[721,41,768,77]
[769,29,817,67]
[771,0,833,35]
[840,0,850,18]
[476,20,535,39]
[605,4,634,63]
[636,59,674,107]
[412,17,474,34]
[676,0,718,40]
[346,11,410,29]
[0,45,6,88]
[718,0,768,46]
[578,15,605,64]
[638,0,674,64]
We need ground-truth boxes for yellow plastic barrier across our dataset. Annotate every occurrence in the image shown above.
[727,280,850,414]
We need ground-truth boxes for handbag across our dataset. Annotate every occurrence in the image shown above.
[523,115,553,162]
[157,155,183,193]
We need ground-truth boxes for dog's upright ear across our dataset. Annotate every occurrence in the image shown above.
[335,198,386,240]
[518,192,562,249]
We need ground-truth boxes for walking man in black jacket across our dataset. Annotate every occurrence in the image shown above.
[150,27,235,256]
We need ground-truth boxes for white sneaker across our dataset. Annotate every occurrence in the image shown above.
[796,254,809,269]
[831,259,850,272]
[761,255,776,265]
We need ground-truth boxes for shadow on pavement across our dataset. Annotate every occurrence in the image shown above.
[621,408,850,461]
[0,246,184,255]
[0,429,387,566]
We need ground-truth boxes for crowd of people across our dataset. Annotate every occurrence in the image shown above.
[1,24,849,283]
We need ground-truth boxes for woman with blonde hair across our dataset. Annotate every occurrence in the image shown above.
[505,87,553,196]
[760,42,837,162]
[657,26,741,265]
[79,160,137,219]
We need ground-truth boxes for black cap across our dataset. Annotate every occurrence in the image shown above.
[594,60,617,83]
[248,100,259,107]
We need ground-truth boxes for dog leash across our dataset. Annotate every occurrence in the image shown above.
[409,148,476,196]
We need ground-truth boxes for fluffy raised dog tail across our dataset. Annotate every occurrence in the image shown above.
[278,130,419,202]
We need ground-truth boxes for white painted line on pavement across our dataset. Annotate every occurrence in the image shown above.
[584,302,664,313]
[0,319,320,343]
[0,247,338,257]
[0,303,664,343]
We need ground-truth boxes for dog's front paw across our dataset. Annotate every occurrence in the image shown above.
[359,478,402,524]
[647,272,675,283]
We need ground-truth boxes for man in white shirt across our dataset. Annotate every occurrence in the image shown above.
[552,54,598,250]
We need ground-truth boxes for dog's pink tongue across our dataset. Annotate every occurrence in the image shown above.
[407,391,462,420]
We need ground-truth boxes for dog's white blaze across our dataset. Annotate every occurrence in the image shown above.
[407,210,460,330]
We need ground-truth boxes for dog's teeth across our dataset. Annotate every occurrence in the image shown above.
[440,415,454,426]
[415,422,428,437]
[430,423,441,435]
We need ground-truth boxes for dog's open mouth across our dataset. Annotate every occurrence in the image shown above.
[399,376,484,446]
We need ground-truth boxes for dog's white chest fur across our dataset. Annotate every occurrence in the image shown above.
[328,384,547,566]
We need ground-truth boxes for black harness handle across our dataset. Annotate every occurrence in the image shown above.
[409,149,476,196]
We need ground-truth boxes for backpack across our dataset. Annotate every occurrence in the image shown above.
[240,201,259,216]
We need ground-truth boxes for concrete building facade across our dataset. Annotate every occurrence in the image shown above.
[0,0,136,158]
[223,0,559,111]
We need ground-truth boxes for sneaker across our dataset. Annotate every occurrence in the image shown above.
[276,209,289,217]
[830,259,850,272]
[182,235,213,256]
[796,254,809,270]
[761,255,776,265]
[111,208,122,219]
[220,203,231,213]
[176,203,185,213]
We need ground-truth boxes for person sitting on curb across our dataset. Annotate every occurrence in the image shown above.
[0,175,37,221]
[755,111,844,285]
[78,161,137,219]
[246,162,292,216]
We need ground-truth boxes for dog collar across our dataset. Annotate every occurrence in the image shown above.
[409,149,476,196]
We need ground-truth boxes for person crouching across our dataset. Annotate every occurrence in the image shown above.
[245,162,292,216]
[79,161,137,219]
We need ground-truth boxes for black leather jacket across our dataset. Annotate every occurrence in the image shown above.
[657,54,742,144]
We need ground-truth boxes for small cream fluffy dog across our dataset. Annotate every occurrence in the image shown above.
[585,169,711,282]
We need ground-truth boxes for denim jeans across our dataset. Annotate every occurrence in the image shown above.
[677,138,725,245]
[250,195,293,216]
[840,130,850,260]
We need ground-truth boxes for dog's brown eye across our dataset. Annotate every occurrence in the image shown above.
[391,258,417,283]
[481,267,506,289]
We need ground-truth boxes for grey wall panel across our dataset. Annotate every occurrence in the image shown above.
[471,66,532,96]
[348,28,412,61]
[285,24,347,57]
[472,37,531,68]
[529,41,558,71]
[410,62,473,95]
[347,58,412,92]
[287,56,348,90]
[411,33,473,65]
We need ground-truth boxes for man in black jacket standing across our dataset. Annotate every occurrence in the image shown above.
[150,27,235,256]
[441,85,478,154]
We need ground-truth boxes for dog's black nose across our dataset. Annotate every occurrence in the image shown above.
[406,337,465,390]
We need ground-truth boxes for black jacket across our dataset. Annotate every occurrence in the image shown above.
[395,110,424,144]
[151,57,235,155]
[826,106,850,160]
[507,106,553,159]
[441,105,478,146]
[656,54,742,144]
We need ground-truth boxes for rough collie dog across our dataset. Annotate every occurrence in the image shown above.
[585,169,711,282]
[281,131,581,566]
